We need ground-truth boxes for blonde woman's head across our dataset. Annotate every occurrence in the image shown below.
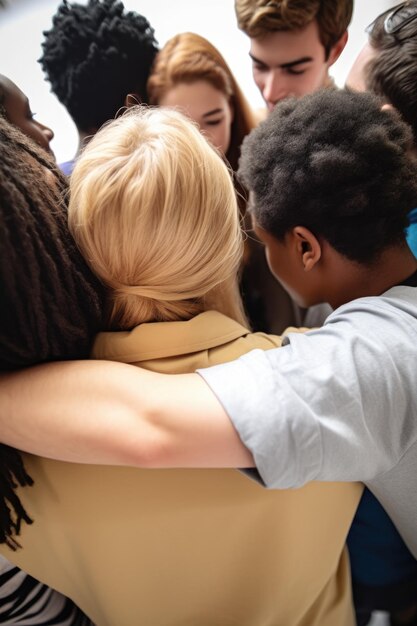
[68,106,246,329]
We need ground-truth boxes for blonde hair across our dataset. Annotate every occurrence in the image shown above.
[235,0,353,57]
[68,106,247,329]
[147,32,256,173]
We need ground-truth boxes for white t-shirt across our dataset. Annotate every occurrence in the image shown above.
[198,286,417,558]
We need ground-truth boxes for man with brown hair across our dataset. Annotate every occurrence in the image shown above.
[235,0,352,111]
[235,1,352,334]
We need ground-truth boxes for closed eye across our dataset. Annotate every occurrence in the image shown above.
[286,67,306,75]
[202,108,225,126]
[205,118,223,126]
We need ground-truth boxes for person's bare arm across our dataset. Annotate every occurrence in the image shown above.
[0,360,254,468]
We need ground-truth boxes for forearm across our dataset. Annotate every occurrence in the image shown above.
[0,360,253,468]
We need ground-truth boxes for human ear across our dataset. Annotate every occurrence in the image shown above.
[124,93,142,108]
[293,226,321,271]
[327,31,348,66]
[381,103,394,113]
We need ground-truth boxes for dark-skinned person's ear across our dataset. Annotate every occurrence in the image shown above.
[292,226,321,271]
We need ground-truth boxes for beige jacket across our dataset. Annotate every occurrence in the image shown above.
[1,312,362,626]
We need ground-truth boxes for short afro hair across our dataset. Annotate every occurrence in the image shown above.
[238,89,417,263]
[39,0,158,133]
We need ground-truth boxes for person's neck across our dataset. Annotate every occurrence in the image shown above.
[328,243,417,309]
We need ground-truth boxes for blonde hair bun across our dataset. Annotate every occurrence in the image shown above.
[68,106,246,328]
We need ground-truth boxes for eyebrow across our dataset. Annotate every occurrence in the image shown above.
[202,108,223,118]
[249,52,313,69]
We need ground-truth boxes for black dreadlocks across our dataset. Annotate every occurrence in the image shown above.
[0,116,106,548]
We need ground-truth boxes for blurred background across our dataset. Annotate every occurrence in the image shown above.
[0,0,398,163]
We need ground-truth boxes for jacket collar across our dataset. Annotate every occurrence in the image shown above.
[92,311,249,363]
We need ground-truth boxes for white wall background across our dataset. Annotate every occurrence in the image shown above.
[0,0,398,163]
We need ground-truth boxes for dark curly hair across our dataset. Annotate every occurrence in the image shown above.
[366,3,417,144]
[39,0,158,133]
[238,89,417,263]
[0,116,105,548]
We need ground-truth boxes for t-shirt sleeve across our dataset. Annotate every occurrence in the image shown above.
[198,303,410,489]
[198,346,322,488]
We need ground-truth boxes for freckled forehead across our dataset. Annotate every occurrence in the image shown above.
[249,20,325,67]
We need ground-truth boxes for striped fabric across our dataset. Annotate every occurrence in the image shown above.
[0,555,93,625]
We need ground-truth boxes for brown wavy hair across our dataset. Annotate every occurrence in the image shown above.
[147,32,256,175]
[235,0,353,58]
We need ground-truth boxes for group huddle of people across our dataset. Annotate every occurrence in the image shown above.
[1,1,417,625]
